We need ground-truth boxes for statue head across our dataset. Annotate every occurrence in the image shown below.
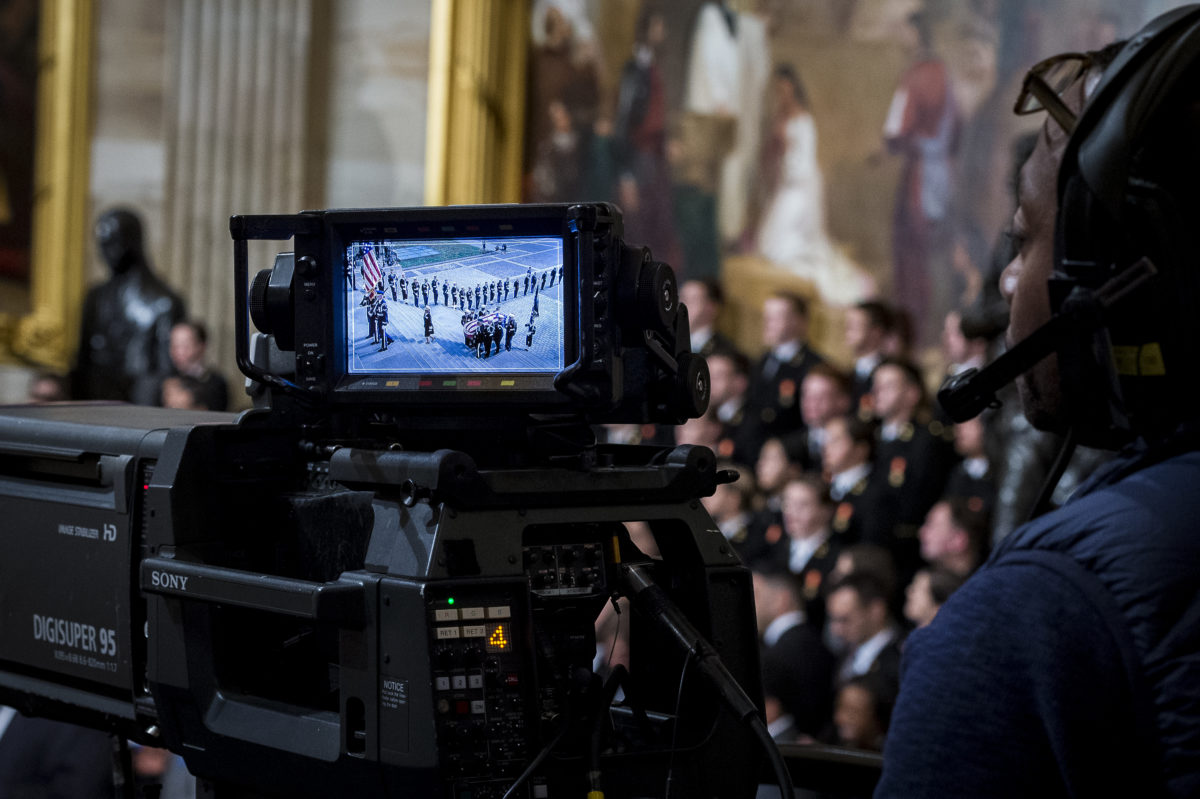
[94,207,146,275]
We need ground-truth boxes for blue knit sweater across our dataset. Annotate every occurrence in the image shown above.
[876,445,1200,798]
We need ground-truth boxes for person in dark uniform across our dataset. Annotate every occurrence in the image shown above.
[388,272,397,301]
[823,414,898,550]
[431,276,439,304]
[451,285,458,306]
[540,271,548,290]
[345,262,356,291]
[706,349,764,465]
[423,307,434,344]
[752,567,836,741]
[475,284,482,307]
[479,321,493,358]
[548,267,556,287]
[748,292,827,441]
[504,315,516,351]
[442,281,449,305]
[421,279,430,307]
[942,413,996,520]
[532,290,540,319]
[681,278,739,358]
[525,320,536,348]
[771,474,843,631]
[794,364,854,472]
[400,276,408,302]
[827,572,904,694]
[523,273,530,295]
[491,319,504,355]
[870,358,957,580]
[374,289,392,351]
[844,300,893,418]
[503,279,510,302]
[361,289,378,344]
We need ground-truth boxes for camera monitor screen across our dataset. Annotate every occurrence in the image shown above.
[340,235,566,390]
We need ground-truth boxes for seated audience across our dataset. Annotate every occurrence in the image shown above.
[705,349,763,464]
[869,358,957,578]
[771,474,840,628]
[822,415,897,547]
[826,572,904,695]
[830,673,894,752]
[903,566,967,629]
[917,497,989,577]
[160,374,210,411]
[164,320,228,411]
[843,300,893,418]
[743,436,802,563]
[830,542,902,625]
[944,413,997,520]
[753,567,836,742]
[748,292,827,441]
[794,364,852,471]
[680,277,739,358]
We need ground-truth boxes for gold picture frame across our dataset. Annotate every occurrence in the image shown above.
[1,0,93,370]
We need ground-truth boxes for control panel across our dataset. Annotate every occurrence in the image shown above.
[523,541,607,595]
[426,586,532,797]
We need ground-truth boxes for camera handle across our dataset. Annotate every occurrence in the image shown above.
[140,558,367,625]
[230,214,319,393]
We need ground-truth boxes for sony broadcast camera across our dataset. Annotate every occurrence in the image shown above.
[0,204,773,799]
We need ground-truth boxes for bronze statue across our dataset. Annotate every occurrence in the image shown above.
[71,208,185,403]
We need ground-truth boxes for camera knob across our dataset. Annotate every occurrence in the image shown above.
[636,260,677,334]
[674,351,710,418]
[249,269,275,333]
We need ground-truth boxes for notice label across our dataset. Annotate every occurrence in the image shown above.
[381,679,408,710]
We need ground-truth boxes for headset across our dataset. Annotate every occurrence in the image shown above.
[940,4,1200,451]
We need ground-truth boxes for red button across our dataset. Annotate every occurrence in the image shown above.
[505,673,520,687]
[456,701,469,715]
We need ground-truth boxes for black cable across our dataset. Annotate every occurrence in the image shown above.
[500,720,569,799]
[621,563,795,799]
[662,650,692,798]
[1028,425,1077,521]
[750,715,796,799]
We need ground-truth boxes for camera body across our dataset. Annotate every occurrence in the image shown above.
[0,205,762,799]
[0,406,760,799]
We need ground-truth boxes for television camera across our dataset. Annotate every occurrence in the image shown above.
[0,204,782,798]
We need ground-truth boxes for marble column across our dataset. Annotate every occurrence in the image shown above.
[161,0,315,381]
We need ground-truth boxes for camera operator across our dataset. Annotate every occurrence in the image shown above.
[877,8,1200,797]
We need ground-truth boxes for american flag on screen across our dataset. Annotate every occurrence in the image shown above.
[360,246,383,290]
